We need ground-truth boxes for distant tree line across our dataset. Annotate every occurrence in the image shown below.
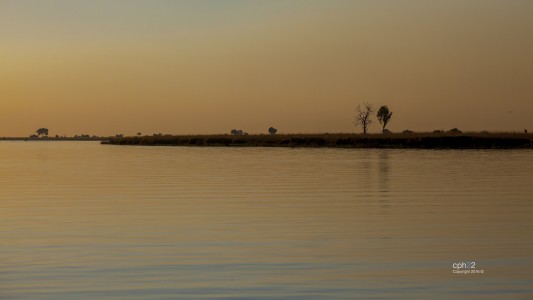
[229,127,278,135]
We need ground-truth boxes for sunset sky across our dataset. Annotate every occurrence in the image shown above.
[1,0,532,136]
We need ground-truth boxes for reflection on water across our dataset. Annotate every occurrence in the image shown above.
[378,151,390,209]
[1,142,532,299]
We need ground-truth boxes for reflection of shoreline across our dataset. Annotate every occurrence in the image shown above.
[378,150,390,209]
[102,133,533,149]
[378,151,390,194]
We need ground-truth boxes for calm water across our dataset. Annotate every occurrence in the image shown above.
[1,142,532,299]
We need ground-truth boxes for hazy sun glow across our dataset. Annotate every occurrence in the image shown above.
[1,0,532,136]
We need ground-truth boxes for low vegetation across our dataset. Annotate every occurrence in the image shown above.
[102,132,533,149]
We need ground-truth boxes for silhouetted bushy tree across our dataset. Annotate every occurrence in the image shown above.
[36,128,48,137]
[376,106,393,133]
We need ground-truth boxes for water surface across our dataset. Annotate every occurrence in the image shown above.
[1,142,532,299]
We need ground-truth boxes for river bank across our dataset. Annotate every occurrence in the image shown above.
[101,133,533,149]
[1,137,108,141]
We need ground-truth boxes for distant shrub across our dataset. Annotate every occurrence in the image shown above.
[448,128,462,134]
[231,129,244,135]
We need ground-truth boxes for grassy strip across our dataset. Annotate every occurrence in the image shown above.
[102,133,533,149]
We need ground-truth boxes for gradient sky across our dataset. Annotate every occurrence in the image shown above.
[1,0,532,136]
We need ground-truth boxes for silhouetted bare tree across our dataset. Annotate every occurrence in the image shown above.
[354,103,374,134]
[377,105,393,133]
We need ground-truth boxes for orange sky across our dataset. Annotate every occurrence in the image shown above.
[1,0,532,136]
